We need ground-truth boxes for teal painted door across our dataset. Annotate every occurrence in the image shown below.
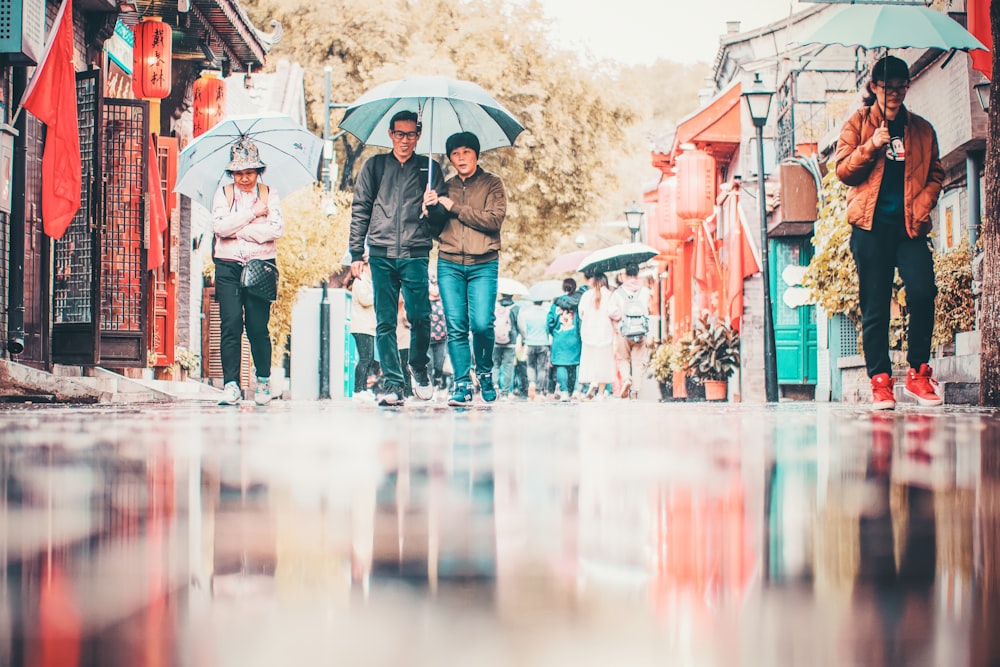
[770,237,817,384]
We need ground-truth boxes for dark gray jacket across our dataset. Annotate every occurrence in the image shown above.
[350,153,445,261]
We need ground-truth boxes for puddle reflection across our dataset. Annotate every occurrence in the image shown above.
[0,404,997,665]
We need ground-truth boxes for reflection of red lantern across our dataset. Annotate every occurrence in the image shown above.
[132,17,172,99]
[192,71,226,137]
[676,149,715,224]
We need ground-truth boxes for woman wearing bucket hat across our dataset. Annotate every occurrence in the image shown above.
[835,55,945,410]
[211,136,285,406]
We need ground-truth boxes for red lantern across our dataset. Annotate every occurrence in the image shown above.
[676,149,716,223]
[132,17,172,99]
[192,72,226,137]
[656,178,687,243]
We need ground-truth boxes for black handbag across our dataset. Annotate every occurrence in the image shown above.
[240,259,279,302]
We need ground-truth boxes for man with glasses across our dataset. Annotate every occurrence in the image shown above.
[350,110,444,406]
[424,131,508,406]
[836,55,945,410]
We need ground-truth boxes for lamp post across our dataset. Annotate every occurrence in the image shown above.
[742,72,779,403]
[624,201,645,244]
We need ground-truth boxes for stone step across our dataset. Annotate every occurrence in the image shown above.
[893,380,979,406]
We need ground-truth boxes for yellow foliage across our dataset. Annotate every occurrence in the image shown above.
[270,187,353,363]
[203,186,352,366]
[932,242,975,349]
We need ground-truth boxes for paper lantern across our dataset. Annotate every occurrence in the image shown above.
[192,71,226,137]
[676,149,716,223]
[656,178,687,243]
[132,17,172,99]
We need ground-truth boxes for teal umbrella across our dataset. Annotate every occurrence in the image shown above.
[799,4,987,52]
[339,76,524,183]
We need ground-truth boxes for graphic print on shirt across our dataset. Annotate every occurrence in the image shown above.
[887,136,906,162]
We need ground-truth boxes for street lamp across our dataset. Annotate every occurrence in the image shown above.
[624,201,645,244]
[741,72,779,403]
[975,78,991,112]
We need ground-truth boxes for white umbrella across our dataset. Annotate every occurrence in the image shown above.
[526,280,566,302]
[497,277,528,296]
[175,112,324,209]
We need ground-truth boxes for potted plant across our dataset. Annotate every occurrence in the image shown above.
[175,346,201,380]
[684,315,740,401]
[648,338,688,401]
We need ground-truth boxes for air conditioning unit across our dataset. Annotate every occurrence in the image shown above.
[0,0,46,65]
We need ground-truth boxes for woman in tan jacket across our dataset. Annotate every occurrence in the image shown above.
[835,55,945,410]
[423,131,508,407]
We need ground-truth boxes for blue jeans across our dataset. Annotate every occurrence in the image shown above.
[437,258,498,387]
[492,345,516,394]
[369,256,430,390]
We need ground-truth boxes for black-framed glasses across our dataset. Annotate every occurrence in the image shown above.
[874,82,909,95]
[391,130,419,140]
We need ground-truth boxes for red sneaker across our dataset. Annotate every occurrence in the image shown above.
[904,364,943,407]
[871,373,896,410]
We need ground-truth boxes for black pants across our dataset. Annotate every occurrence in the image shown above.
[215,259,273,385]
[850,222,936,378]
[352,333,374,393]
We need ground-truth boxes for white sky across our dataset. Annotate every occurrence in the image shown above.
[535,0,808,65]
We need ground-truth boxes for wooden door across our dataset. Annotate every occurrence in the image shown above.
[771,237,817,385]
[97,98,149,366]
[148,136,178,367]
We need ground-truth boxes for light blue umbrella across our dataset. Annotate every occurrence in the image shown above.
[799,4,987,52]
[175,112,323,209]
[338,76,524,181]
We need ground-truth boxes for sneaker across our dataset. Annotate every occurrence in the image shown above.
[377,386,406,407]
[410,366,434,401]
[904,364,943,407]
[559,392,571,402]
[254,377,272,406]
[478,374,498,403]
[528,382,537,400]
[871,373,896,411]
[448,384,474,407]
[218,381,241,406]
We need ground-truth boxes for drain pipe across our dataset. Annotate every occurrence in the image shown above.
[6,67,26,356]
[967,151,983,247]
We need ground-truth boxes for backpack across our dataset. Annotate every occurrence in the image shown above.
[618,288,649,340]
[494,301,516,345]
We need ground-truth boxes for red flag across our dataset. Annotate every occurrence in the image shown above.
[147,135,168,269]
[20,0,81,240]
[969,0,992,80]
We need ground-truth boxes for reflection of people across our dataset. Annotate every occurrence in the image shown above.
[350,110,444,406]
[424,131,508,407]
[349,260,376,400]
[211,138,284,406]
[835,55,945,410]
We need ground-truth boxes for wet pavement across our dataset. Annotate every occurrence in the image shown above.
[0,398,998,666]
